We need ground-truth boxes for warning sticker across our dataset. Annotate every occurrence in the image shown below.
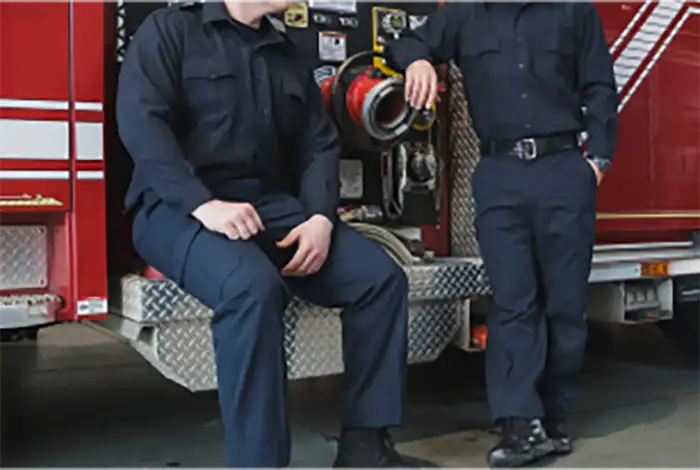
[340,160,363,199]
[318,31,347,62]
[284,3,309,28]
[309,0,356,14]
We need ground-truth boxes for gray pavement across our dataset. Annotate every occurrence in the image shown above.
[0,322,698,467]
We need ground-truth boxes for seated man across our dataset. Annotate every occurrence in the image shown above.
[116,1,431,468]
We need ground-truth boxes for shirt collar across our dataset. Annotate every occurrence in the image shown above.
[202,2,286,46]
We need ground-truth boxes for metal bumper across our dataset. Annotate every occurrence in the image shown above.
[100,259,489,392]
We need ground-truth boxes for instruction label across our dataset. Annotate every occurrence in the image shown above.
[318,31,347,62]
[339,160,363,199]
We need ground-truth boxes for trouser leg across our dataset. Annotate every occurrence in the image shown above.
[287,222,409,429]
[533,150,597,421]
[132,199,290,467]
[472,156,545,421]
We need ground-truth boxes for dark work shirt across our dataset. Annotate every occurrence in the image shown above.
[116,2,340,219]
[385,2,619,161]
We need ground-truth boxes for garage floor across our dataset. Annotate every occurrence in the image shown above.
[1,322,698,467]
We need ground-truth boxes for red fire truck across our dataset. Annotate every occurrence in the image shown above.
[1,1,698,392]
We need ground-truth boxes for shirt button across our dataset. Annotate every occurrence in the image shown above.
[521,92,528,99]
[518,63,524,70]
[517,37,523,43]
[525,123,531,129]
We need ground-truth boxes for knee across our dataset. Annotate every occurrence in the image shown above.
[220,265,286,310]
[372,255,409,296]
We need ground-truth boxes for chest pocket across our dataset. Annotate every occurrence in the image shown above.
[276,75,307,137]
[458,32,501,76]
[181,57,239,118]
[533,25,578,85]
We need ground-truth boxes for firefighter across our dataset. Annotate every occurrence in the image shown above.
[385,2,618,467]
[116,1,435,468]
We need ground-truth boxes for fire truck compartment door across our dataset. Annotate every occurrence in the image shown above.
[0,2,72,212]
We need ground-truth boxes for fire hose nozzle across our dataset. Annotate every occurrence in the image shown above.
[322,50,436,151]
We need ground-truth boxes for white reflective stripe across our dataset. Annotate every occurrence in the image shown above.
[614,1,685,94]
[76,122,104,161]
[77,171,104,180]
[0,119,104,161]
[0,119,69,160]
[0,98,103,112]
[74,102,104,111]
[0,170,104,180]
[0,170,70,180]
[0,99,68,110]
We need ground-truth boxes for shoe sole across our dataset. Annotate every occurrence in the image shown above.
[487,439,555,468]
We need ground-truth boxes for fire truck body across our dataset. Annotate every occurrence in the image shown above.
[0,1,698,391]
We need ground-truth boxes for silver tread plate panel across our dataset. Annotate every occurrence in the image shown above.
[0,225,49,290]
[114,260,489,390]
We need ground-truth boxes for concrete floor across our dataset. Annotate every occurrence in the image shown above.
[0,322,698,467]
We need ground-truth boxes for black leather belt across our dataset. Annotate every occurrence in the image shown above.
[480,133,580,161]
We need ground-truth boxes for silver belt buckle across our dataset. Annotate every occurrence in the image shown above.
[515,138,537,160]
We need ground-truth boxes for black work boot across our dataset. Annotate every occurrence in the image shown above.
[543,419,573,455]
[333,428,440,468]
[486,418,554,468]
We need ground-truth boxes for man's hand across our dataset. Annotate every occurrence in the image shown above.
[276,215,333,277]
[404,59,439,110]
[192,200,264,241]
[586,159,603,186]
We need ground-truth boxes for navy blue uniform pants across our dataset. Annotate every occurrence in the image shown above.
[132,186,408,467]
[472,148,596,423]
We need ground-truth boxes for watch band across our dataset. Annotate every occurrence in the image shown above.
[588,156,611,173]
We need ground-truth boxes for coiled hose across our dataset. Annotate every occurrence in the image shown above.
[349,222,415,265]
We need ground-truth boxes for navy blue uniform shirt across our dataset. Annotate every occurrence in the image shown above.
[385,2,619,162]
[117,2,340,219]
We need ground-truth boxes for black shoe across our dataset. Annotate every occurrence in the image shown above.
[543,420,573,456]
[333,428,440,468]
[486,418,554,468]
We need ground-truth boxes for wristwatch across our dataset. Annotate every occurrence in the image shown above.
[587,155,611,173]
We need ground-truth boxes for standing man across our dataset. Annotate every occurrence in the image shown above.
[385,2,618,467]
[117,1,434,468]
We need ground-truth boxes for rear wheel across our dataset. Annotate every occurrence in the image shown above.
[657,300,699,361]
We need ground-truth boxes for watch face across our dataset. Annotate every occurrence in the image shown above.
[593,158,610,172]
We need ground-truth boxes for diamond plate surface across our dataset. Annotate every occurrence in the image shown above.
[0,225,49,290]
[120,261,488,324]
[118,259,491,391]
[447,63,482,258]
[127,301,464,391]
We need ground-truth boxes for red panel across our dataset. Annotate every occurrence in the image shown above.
[593,3,700,239]
[650,13,700,213]
[72,2,105,105]
[70,178,108,319]
[0,2,70,101]
[50,214,74,321]
[0,177,71,214]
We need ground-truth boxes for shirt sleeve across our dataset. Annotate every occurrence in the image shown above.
[575,2,619,163]
[116,11,213,215]
[383,3,466,73]
[296,73,341,222]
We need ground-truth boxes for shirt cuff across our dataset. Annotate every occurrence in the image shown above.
[181,182,214,216]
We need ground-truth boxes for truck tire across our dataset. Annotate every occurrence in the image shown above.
[657,300,699,362]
